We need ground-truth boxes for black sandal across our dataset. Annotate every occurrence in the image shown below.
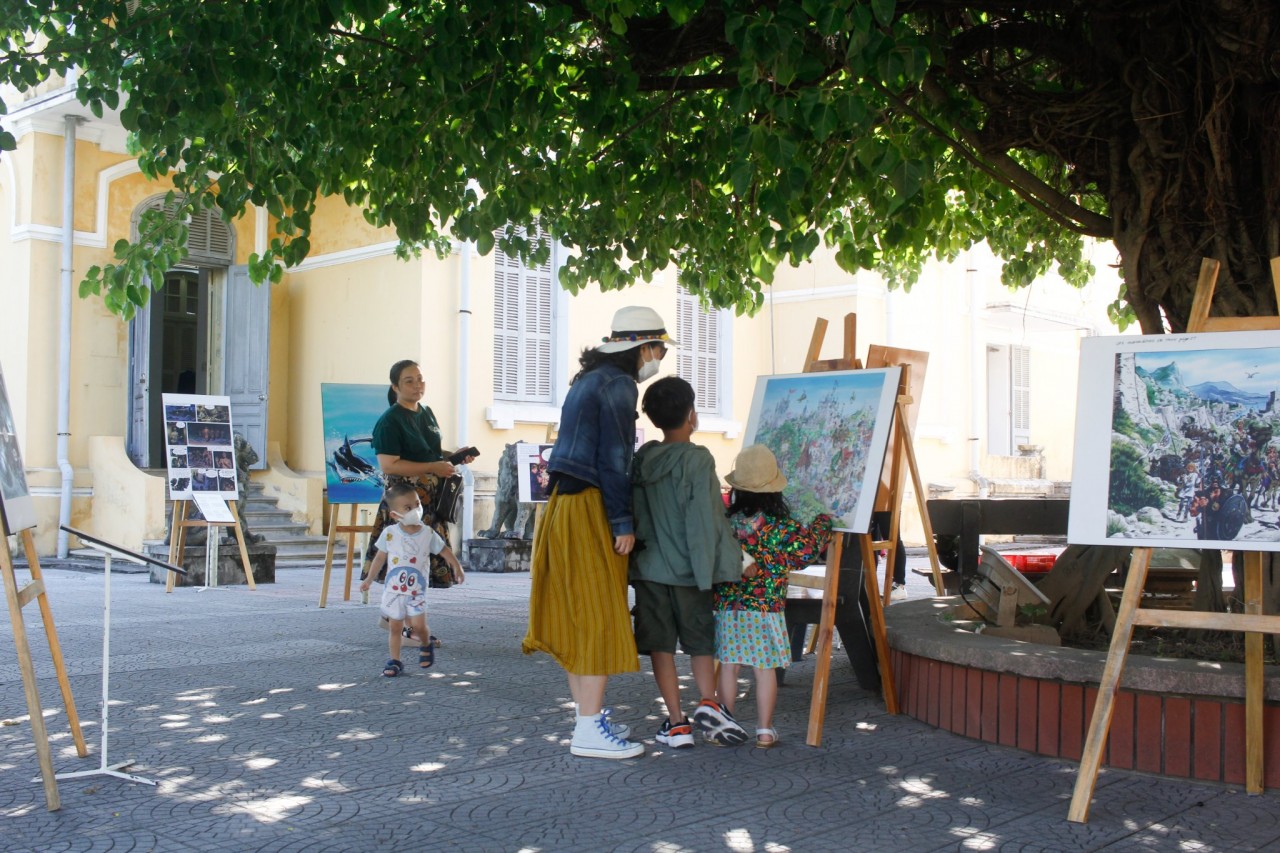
[383,659,403,678]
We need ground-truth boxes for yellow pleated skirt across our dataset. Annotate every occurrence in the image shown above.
[522,487,639,676]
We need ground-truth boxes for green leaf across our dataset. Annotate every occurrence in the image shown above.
[871,0,895,27]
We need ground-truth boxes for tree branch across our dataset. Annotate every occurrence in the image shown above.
[906,74,1113,237]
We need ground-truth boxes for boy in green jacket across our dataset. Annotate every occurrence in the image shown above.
[632,376,749,748]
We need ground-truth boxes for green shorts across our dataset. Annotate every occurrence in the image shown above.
[632,579,716,657]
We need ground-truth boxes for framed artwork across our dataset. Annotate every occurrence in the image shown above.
[163,393,237,500]
[742,368,902,533]
[0,361,36,532]
[321,384,387,505]
[516,443,554,504]
[1069,331,1280,550]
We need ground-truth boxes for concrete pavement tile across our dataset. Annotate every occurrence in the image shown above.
[5,569,1280,852]
[1106,789,1280,852]
[956,773,1226,850]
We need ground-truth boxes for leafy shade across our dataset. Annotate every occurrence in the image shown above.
[2,3,1276,330]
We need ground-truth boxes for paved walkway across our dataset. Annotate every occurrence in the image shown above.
[3,563,1279,852]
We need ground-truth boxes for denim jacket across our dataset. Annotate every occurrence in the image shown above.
[548,364,638,536]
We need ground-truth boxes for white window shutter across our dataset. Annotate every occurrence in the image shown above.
[676,281,721,414]
[493,223,553,403]
[1011,345,1031,446]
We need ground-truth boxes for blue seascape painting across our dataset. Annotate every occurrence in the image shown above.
[321,384,388,504]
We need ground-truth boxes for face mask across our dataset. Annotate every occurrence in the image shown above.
[397,505,423,526]
[637,353,660,382]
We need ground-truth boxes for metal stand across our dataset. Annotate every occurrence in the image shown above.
[49,550,155,787]
[195,534,232,593]
[46,526,186,788]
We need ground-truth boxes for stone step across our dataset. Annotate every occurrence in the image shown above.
[244,519,313,534]
[240,507,293,522]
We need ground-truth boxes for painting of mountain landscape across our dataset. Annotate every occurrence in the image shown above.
[1103,341,1280,547]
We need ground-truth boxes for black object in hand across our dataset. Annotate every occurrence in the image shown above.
[447,447,480,465]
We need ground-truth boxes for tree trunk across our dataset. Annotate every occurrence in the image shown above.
[1100,5,1280,333]
[1034,545,1131,638]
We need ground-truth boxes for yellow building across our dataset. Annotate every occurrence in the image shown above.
[0,82,1120,557]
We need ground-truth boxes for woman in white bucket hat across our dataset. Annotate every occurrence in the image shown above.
[522,305,676,759]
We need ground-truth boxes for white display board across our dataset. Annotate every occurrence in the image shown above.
[1069,331,1280,550]
[516,443,554,504]
[162,394,238,500]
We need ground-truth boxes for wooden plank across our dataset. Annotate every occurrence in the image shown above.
[1131,609,1280,633]
[15,579,43,608]
[318,503,340,609]
[165,500,187,593]
[1245,551,1264,794]
[803,317,828,371]
[1185,257,1220,333]
[841,313,857,365]
[227,501,257,591]
[880,383,909,608]
[0,524,59,810]
[21,530,86,758]
[861,533,899,715]
[805,534,843,746]
[898,404,946,594]
[343,503,358,602]
[1068,547,1152,823]
[1201,316,1280,333]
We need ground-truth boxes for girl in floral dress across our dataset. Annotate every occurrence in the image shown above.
[716,444,832,748]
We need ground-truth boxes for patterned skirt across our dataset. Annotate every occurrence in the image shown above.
[362,473,454,588]
[522,487,639,676]
[715,609,791,669]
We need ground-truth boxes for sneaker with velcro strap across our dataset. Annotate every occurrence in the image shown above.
[656,717,695,749]
[692,700,749,746]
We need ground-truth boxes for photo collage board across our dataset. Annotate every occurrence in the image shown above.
[162,394,238,500]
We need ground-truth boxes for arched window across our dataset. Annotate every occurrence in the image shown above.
[131,195,235,266]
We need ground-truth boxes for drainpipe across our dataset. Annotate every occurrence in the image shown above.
[55,115,80,558]
[457,241,474,546]
[967,255,989,499]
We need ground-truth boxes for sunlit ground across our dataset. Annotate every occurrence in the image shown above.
[1,566,1276,851]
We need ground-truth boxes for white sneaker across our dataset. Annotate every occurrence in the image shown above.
[575,705,630,740]
[600,707,631,740]
[570,713,644,759]
[890,583,909,602]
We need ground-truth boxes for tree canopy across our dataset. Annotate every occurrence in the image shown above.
[2,2,1277,330]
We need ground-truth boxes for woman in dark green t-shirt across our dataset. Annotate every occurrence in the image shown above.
[363,359,475,588]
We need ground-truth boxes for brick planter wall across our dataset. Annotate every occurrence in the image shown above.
[886,598,1280,786]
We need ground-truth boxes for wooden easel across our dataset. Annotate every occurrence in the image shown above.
[0,522,88,810]
[318,503,376,608]
[1069,257,1280,822]
[794,314,944,746]
[164,499,256,592]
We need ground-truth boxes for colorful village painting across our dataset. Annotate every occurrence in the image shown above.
[742,368,900,533]
[1069,332,1280,551]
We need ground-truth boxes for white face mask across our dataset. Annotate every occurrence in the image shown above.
[396,505,424,527]
[637,352,661,382]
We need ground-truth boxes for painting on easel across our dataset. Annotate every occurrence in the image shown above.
[0,360,36,532]
[162,393,237,500]
[516,442,554,504]
[320,384,387,505]
[1069,330,1280,550]
[742,368,901,533]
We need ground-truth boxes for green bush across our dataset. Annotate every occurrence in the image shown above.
[1108,441,1165,516]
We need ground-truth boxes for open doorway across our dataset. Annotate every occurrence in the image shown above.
[127,268,211,468]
